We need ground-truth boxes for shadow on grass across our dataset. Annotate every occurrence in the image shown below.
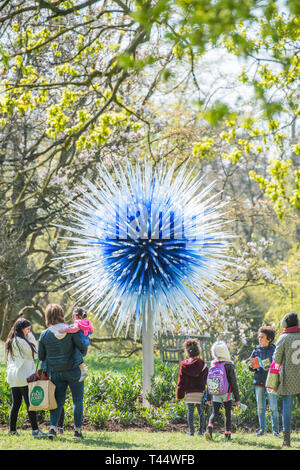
[53,432,149,450]
[232,432,300,450]
[199,432,300,450]
[232,436,282,450]
[80,435,146,450]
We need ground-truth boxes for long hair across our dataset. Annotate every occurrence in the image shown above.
[5,318,36,360]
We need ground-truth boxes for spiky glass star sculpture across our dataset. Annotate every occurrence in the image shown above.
[60,159,232,338]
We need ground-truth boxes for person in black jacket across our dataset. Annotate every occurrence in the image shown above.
[38,304,88,440]
[249,326,280,437]
[176,338,208,435]
[205,341,240,441]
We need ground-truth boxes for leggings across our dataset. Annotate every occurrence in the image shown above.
[187,403,205,433]
[208,400,232,432]
[10,386,38,432]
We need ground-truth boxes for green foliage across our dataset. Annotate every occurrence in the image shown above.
[263,246,300,327]
[200,101,236,126]
[232,362,257,427]
[108,365,142,413]
[0,371,11,424]
[147,362,179,407]
[86,401,113,428]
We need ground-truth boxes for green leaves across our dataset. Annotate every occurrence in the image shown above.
[200,101,237,126]
[250,159,294,219]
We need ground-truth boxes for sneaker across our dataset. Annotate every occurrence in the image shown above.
[73,430,84,439]
[32,429,47,438]
[273,431,281,437]
[48,428,57,440]
[8,431,20,436]
[79,370,88,382]
[186,430,194,436]
[256,429,264,436]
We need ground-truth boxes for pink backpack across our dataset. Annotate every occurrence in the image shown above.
[207,362,231,396]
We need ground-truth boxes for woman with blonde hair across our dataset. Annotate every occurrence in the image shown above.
[38,304,88,439]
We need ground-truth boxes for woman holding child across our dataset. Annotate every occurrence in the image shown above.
[38,304,88,439]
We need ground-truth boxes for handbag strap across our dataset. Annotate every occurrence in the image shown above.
[35,359,48,380]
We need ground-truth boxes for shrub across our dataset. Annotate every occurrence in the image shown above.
[87,400,113,428]
[109,365,142,414]
[161,400,186,424]
[85,372,112,404]
[0,371,11,424]
[139,405,170,430]
[147,362,178,407]
[232,361,257,428]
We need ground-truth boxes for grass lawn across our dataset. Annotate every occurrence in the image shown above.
[0,429,299,451]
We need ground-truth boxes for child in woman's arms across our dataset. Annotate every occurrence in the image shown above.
[60,307,93,382]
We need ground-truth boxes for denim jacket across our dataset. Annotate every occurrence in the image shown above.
[249,344,275,386]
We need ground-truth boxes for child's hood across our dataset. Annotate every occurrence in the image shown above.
[48,323,69,339]
[181,358,206,377]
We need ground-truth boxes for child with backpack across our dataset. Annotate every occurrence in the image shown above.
[205,341,240,441]
[176,338,208,436]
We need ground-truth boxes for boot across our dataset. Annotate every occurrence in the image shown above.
[282,431,291,447]
[204,425,213,441]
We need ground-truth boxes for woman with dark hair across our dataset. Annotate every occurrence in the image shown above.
[38,304,88,440]
[274,312,300,447]
[176,338,208,436]
[5,317,46,437]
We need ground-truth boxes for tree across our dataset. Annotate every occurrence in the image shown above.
[0,0,299,348]
[0,2,149,337]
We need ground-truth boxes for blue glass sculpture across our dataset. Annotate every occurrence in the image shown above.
[60,159,232,338]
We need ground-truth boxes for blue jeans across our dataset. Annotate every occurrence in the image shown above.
[282,394,300,432]
[50,368,84,429]
[255,386,279,433]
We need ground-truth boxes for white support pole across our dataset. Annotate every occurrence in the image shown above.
[142,299,154,408]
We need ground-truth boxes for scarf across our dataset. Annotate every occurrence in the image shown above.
[280,326,300,335]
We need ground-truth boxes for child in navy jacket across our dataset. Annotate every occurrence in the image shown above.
[249,326,280,436]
